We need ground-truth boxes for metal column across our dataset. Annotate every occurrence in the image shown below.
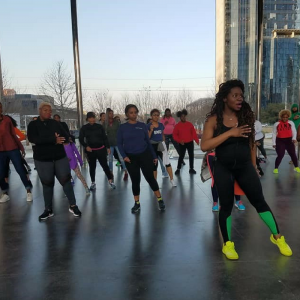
[256,0,264,121]
[70,0,84,157]
[0,52,3,103]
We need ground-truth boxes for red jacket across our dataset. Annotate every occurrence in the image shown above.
[173,121,199,144]
[0,116,24,152]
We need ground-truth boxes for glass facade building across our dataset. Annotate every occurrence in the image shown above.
[216,0,300,108]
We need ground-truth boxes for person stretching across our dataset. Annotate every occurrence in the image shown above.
[27,102,81,220]
[0,102,33,203]
[105,108,128,181]
[147,109,176,187]
[79,112,116,190]
[173,109,199,175]
[117,104,165,213]
[272,109,300,174]
[201,79,292,260]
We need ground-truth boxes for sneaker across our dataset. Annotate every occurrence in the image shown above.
[270,235,292,257]
[85,188,91,195]
[212,202,219,212]
[116,161,121,166]
[39,209,54,221]
[123,173,129,181]
[90,183,96,190]
[158,200,166,211]
[294,167,300,173]
[175,169,180,175]
[189,169,197,174]
[69,205,82,217]
[222,241,239,260]
[162,172,169,178]
[273,168,279,174]
[234,200,245,211]
[131,202,140,213]
[109,182,116,189]
[170,179,177,187]
[26,192,33,202]
[0,193,10,203]
[257,166,264,176]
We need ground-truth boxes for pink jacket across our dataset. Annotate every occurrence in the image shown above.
[160,116,176,135]
[64,143,83,170]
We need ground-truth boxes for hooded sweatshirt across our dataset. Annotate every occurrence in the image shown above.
[290,104,300,130]
[272,120,296,145]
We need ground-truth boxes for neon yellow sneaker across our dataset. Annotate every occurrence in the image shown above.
[273,168,279,174]
[222,241,239,260]
[294,167,300,173]
[270,235,292,257]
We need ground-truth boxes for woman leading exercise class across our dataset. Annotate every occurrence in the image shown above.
[201,79,292,260]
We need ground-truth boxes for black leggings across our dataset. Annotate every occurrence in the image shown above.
[177,141,194,169]
[86,148,112,182]
[125,150,159,196]
[214,160,279,242]
[165,134,180,155]
[151,144,171,171]
[257,137,267,158]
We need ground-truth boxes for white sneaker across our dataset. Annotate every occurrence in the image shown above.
[90,183,96,190]
[0,193,10,203]
[109,182,116,189]
[26,192,33,202]
[170,179,177,187]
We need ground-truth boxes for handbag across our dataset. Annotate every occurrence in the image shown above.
[200,152,211,182]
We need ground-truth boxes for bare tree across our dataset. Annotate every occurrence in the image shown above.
[156,91,173,112]
[175,88,194,112]
[88,90,114,118]
[40,61,76,119]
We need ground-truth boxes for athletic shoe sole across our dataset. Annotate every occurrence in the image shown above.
[69,208,81,217]
[234,204,245,211]
[39,213,54,221]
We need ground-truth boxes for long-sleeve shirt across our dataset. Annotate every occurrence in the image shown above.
[105,120,120,147]
[0,115,24,152]
[173,121,199,144]
[255,120,264,141]
[117,121,157,158]
[27,117,69,161]
[79,123,109,149]
[160,116,176,135]
[272,120,296,145]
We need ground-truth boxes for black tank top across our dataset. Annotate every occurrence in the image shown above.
[215,124,251,166]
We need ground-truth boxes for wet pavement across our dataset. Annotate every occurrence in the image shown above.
[0,149,300,300]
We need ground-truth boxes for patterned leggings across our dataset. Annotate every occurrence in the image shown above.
[74,166,88,189]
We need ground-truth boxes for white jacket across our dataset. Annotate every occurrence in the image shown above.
[272,120,296,146]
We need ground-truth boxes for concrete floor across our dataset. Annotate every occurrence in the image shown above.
[0,155,300,300]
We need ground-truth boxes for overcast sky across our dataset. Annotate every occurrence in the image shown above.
[0,0,215,101]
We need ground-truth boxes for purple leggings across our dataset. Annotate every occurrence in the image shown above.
[275,137,298,168]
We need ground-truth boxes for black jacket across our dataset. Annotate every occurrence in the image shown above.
[27,117,69,161]
[79,123,109,150]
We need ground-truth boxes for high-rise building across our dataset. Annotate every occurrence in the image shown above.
[216,0,300,108]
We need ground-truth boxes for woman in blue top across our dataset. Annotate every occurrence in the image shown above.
[147,109,176,187]
[117,104,166,213]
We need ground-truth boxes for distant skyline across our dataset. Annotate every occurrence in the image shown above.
[0,0,215,103]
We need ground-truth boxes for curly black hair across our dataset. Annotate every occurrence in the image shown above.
[176,109,188,118]
[206,79,255,146]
